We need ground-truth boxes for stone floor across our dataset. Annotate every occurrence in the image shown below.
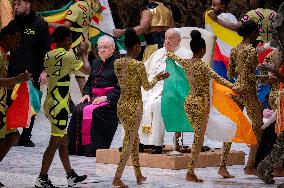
[0,76,283,188]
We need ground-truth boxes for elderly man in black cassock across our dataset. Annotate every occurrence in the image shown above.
[68,35,120,156]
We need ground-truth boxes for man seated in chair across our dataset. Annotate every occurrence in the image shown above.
[139,28,192,154]
[68,35,120,156]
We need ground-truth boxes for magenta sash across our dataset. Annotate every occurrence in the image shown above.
[82,87,114,145]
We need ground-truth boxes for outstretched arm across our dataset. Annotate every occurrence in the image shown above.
[227,49,237,80]
[139,63,159,91]
[167,52,189,67]
[48,20,72,29]
[206,63,234,88]
[139,63,169,91]
[0,71,31,88]
[113,9,152,37]
[207,10,241,31]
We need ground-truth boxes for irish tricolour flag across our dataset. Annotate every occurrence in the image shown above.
[162,27,256,145]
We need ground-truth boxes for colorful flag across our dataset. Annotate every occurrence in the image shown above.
[163,27,256,145]
[88,0,115,43]
[7,81,42,129]
[205,12,271,103]
[7,82,30,129]
[207,80,257,145]
[39,0,116,50]
[38,0,143,54]
[161,58,192,132]
[205,12,243,80]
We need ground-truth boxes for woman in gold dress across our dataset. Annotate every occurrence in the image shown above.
[112,29,169,188]
[167,30,235,182]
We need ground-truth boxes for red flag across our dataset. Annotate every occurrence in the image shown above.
[7,82,30,129]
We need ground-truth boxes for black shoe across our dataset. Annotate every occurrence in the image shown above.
[150,146,162,154]
[67,169,87,187]
[0,181,4,187]
[35,174,58,188]
[201,146,211,152]
[16,137,35,147]
[139,143,144,152]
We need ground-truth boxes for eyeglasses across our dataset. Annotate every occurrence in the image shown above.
[97,45,109,50]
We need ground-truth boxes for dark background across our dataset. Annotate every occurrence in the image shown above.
[31,0,284,28]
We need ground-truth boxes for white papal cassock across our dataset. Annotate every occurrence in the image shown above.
[139,46,192,146]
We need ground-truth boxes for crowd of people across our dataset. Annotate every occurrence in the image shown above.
[0,0,284,187]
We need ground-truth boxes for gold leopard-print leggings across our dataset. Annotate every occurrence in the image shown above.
[220,94,263,168]
[114,99,142,179]
[187,95,210,175]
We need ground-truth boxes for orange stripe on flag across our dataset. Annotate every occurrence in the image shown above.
[212,80,257,145]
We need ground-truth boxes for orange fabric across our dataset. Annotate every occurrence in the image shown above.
[276,82,284,134]
[212,80,257,145]
[7,82,30,129]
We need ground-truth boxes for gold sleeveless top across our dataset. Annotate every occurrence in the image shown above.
[150,2,172,27]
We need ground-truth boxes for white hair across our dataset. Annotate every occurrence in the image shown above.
[166,28,181,38]
[172,28,181,38]
[97,35,115,48]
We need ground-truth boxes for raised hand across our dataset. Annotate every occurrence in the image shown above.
[207,10,218,22]
[80,95,91,103]
[39,70,48,85]
[156,71,170,81]
[113,29,125,38]
[16,70,32,83]
[77,41,89,56]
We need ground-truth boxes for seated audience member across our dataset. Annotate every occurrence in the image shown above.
[68,35,120,156]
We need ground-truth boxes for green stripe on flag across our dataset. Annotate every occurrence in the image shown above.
[115,36,127,54]
[28,80,42,113]
[38,0,74,17]
[114,35,146,54]
[89,32,106,46]
[161,58,193,132]
[89,29,127,54]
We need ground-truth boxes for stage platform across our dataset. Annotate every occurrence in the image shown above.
[96,146,245,170]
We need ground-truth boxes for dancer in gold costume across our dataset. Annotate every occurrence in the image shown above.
[167,30,235,182]
[221,20,263,176]
[112,29,169,188]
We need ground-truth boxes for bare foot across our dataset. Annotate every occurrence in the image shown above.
[274,168,284,177]
[136,175,147,185]
[186,173,203,182]
[244,166,258,176]
[112,178,129,188]
[218,166,235,178]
